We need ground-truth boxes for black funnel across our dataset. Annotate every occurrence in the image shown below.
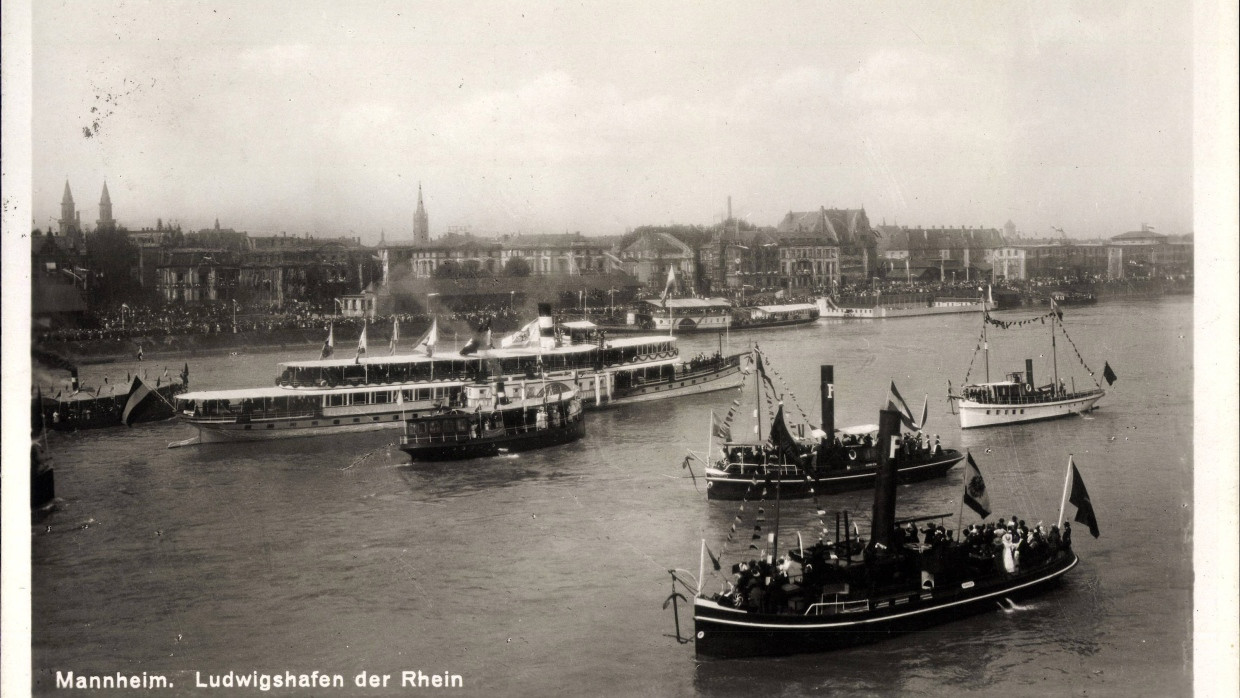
[820,365,835,439]
[1025,358,1034,386]
[870,409,903,551]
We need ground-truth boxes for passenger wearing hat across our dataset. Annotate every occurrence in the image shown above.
[1061,522,1073,550]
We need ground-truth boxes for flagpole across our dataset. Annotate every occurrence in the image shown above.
[698,539,706,598]
[1056,454,1074,527]
[957,451,968,534]
[706,410,714,464]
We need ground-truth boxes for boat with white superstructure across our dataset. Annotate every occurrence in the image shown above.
[173,309,745,444]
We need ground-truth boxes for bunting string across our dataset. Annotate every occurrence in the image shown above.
[962,326,987,384]
[1058,323,1104,389]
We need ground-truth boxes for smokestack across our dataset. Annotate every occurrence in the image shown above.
[1025,358,1034,386]
[537,303,555,349]
[820,365,835,440]
[870,409,903,551]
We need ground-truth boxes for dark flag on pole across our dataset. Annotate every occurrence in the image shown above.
[962,452,992,519]
[1069,459,1100,538]
[711,411,731,442]
[766,405,804,467]
[1102,362,1118,386]
[705,544,722,571]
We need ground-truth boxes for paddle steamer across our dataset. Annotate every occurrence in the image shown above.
[174,316,743,443]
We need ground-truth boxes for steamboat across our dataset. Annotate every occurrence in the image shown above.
[949,294,1111,429]
[398,377,584,461]
[701,361,963,500]
[685,408,1097,658]
[173,310,743,444]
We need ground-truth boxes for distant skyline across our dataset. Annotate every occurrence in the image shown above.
[32,2,1193,244]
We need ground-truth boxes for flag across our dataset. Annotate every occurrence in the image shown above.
[355,323,368,362]
[766,405,804,467]
[711,411,731,442]
[459,317,492,356]
[320,324,335,359]
[1050,297,1063,320]
[887,380,926,431]
[1102,362,1117,386]
[413,318,438,357]
[962,452,991,519]
[1068,458,1100,538]
[500,318,539,348]
[389,318,400,355]
[705,544,722,571]
[661,265,676,303]
[181,362,190,388]
[121,376,156,426]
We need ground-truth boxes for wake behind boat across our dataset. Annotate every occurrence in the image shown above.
[680,408,1101,658]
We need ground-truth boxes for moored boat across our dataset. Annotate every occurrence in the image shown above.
[949,292,1113,429]
[683,409,1099,658]
[698,357,963,500]
[398,378,584,461]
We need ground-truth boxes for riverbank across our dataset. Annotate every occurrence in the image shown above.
[36,281,1190,365]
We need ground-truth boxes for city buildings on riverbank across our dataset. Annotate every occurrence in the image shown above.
[30,180,1194,324]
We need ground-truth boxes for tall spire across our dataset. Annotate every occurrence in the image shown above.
[59,180,78,238]
[97,181,115,231]
[412,182,429,244]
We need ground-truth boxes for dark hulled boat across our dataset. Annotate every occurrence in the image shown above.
[702,360,963,500]
[398,378,584,461]
[689,409,1092,658]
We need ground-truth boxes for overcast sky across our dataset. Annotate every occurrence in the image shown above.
[31,1,1192,243]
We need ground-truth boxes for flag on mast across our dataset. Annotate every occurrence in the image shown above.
[320,324,335,359]
[962,452,992,519]
[1068,458,1100,538]
[389,318,400,355]
[355,323,368,363]
[661,265,676,304]
[1102,362,1118,386]
[413,318,438,357]
[886,380,927,431]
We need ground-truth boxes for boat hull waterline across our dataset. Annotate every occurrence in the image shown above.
[703,451,964,500]
[693,553,1078,658]
[954,391,1103,429]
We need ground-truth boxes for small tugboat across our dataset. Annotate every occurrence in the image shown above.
[398,377,584,461]
[681,408,1099,658]
[949,292,1114,428]
[698,354,963,499]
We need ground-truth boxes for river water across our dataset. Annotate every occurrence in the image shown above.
[31,297,1192,696]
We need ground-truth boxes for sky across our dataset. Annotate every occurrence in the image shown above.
[29,1,1195,243]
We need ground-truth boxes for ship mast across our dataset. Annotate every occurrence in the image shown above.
[1051,307,1059,394]
[983,290,990,382]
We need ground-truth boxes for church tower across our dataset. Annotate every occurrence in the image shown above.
[412,183,429,244]
[58,180,77,237]
[97,181,116,232]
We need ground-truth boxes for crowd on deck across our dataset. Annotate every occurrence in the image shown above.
[716,514,1075,614]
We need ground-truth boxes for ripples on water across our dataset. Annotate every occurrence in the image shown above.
[32,298,1191,696]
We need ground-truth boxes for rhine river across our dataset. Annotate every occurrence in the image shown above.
[31,296,1192,696]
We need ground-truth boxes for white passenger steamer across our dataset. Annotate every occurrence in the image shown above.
[174,318,744,444]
